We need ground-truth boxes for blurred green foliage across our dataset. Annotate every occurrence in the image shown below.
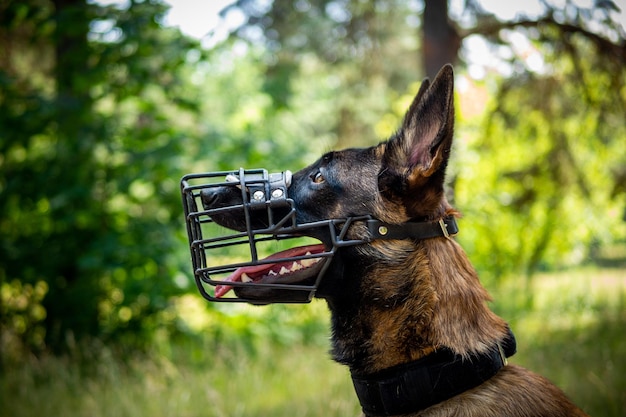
[0,0,205,353]
[455,68,626,283]
[0,0,625,369]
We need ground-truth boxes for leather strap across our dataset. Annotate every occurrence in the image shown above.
[367,216,458,241]
[351,330,517,416]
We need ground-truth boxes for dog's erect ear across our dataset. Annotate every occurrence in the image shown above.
[378,64,455,216]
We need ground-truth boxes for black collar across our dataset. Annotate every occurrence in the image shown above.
[351,329,517,416]
[367,216,458,241]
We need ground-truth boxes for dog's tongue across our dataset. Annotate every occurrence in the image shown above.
[214,244,325,298]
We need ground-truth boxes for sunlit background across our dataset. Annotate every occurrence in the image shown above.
[1,0,625,416]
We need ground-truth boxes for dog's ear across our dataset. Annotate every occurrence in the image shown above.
[378,64,455,216]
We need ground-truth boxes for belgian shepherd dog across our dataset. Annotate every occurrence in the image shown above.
[199,65,588,416]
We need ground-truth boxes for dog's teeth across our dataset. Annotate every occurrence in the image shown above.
[301,257,321,267]
[291,262,303,271]
[279,266,290,275]
[241,273,253,283]
[300,252,322,267]
[268,270,277,276]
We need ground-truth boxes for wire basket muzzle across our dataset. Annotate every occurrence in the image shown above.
[181,169,343,304]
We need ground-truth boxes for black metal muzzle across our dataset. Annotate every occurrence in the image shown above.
[180,169,370,304]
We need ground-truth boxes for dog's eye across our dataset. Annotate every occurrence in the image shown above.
[311,172,325,184]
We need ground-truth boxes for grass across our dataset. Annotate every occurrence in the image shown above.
[491,267,626,417]
[0,341,360,417]
[1,267,624,417]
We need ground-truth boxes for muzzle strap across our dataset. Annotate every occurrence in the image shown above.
[367,216,458,241]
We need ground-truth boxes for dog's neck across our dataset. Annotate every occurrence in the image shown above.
[326,236,508,375]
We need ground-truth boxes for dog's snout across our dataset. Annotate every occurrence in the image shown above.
[200,188,221,210]
[201,185,245,211]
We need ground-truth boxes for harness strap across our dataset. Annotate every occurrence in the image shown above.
[351,329,517,416]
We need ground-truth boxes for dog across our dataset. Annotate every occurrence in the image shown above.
[199,64,589,416]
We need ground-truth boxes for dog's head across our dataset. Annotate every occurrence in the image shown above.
[183,65,456,304]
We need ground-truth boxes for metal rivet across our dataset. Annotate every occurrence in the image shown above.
[252,190,265,201]
[378,226,388,236]
[271,188,284,199]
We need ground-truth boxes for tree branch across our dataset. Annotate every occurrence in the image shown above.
[461,16,626,63]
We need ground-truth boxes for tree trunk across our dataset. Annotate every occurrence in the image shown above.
[45,0,102,351]
[422,0,460,79]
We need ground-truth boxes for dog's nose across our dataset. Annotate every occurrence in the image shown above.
[200,188,221,210]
